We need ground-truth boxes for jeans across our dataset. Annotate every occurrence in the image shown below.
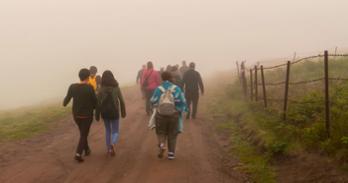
[74,117,93,155]
[103,119,120,149]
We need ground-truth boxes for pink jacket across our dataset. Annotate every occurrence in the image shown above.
[141,69,161,91]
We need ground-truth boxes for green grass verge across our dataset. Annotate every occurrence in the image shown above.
[0,104,70,141]
[208,85,277,183]
[218,119,276,183]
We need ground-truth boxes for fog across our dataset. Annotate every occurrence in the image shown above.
[0,0,347,109]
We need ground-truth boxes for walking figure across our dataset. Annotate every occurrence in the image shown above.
[151,71,187,160]
[63,68,97,163]
[183,62,204,119]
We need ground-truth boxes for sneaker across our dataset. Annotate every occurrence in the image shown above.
[74,154,84,163]
[107,146,116,157]
[158,144,166,159]
[168,152,175,160]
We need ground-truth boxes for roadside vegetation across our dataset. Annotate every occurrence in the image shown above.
[0,104,70,141]
[208,56,348,182]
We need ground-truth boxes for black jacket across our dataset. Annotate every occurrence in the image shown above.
[183,69,204,95]
[63,83,97,118]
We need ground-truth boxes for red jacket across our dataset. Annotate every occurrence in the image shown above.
[141,69,161,91]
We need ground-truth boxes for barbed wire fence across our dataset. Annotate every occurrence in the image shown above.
[236,50,348,138]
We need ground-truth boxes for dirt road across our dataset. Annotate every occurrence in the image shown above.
[0,87,245,183]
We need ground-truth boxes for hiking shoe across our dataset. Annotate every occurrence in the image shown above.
[158,144,166,159]
[85,149,91,156]
[74,154,84,163]
[168,152,175,160]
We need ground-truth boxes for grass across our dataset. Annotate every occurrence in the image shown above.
[0,104,70,141]
[205,55,348,181]
[207,83,277,183]
[260,57,348,159]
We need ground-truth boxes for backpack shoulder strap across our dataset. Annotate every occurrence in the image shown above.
[169,85,177,92]
[158,86,166,93]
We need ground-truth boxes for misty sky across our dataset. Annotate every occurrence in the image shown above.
[0,0,348,109]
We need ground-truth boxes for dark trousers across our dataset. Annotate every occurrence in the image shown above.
[186,93,199,119]
[155,113,179,153]
[74,117,93,155]
[145,89,155,115]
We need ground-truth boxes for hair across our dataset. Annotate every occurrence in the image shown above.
[171,65,178,72]
[79,68,90,81]
[166,65,172,71]
[90,66,98,75]
[101,70,119,87]
[147,61,154,69]
[189,62,195,69]
[161,71,173,82]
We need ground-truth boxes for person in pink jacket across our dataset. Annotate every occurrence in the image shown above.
[141,61,161,115]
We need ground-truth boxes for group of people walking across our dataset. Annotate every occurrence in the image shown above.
[63,66,126,162]
[137,60,204,120]
[63,61,204,163]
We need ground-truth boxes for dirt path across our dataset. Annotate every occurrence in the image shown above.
[0,87,246,183]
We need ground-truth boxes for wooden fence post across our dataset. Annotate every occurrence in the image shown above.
[236,61,241,83]
[254,65,258,101]
[250,69,253,101]
[324,50,331,138]
[241,72,248,98]
[261,65,267,108]
[283,61,291,120]
[240,62,248,98]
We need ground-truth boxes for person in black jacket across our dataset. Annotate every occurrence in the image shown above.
[183,62,204,120]
[95,70,126,157]
[63,68,97,163]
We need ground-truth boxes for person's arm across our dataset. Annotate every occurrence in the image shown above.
[174,87,188,113]
[198,72,204,95]
[136,70,141,84]
[182,72,187,93]
[63,85,73,107]
[140,70,146,86]
[117,87,127,118]
[150,88,161,106]
[95,90,102,121]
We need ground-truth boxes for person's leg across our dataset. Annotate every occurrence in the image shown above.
[155,114,169,158]
[186,93,192,119]
[145,90,152,115]
[157,134,167,147]
[103,119,112,150]
[192,94,199,119]
[148,89,155,114]
[111,119,120,145]
[75,117,92,162]
[167,114,179,159]
[83,118,93,156]
[79,118,92,153]
[75,118,84,156]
